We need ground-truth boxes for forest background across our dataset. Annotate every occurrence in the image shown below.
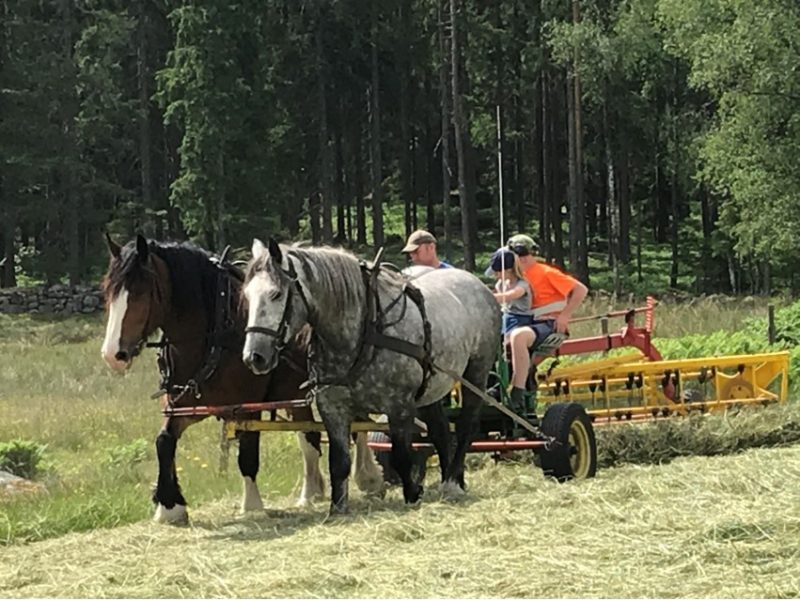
[1,0,797,296]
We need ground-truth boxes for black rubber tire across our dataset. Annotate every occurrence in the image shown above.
[539,402,597,482]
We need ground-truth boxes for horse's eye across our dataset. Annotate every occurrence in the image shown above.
[268,290,282,301]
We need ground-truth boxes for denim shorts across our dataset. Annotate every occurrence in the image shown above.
[501,312,535,335]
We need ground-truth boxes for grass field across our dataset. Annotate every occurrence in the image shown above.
[0,306,799,597]
[1,444,798,598]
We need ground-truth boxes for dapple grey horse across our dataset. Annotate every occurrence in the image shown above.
[241,239,501,514]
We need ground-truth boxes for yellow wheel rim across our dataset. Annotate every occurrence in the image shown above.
[568,419,591,479]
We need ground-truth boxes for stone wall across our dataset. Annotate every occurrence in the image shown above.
[0,285,104,315]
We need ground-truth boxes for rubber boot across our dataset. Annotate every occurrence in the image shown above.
[509,387,528,438]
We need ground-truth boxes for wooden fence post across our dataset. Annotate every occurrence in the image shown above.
[768,304,776,345]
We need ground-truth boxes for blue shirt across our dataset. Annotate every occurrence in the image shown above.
[438,261,453,269]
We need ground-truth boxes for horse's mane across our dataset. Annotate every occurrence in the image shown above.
[105,240,240,318]
[247,245,403,322]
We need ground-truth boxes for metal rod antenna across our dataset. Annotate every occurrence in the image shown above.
[496,104,505,256]
[496,104,508,306]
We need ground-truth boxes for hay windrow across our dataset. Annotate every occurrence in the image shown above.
[2,438,799,598]
[596,402,800,468]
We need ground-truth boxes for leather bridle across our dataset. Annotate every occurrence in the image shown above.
[244,257,310,355]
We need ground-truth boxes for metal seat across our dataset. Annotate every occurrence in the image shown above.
[532,332,568,358]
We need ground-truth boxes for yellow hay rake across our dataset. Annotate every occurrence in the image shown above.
[535,351,789,426]
[526,298,790,426]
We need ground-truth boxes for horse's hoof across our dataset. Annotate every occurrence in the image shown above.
[153,503,189,525]
[356,473,385,497]
[404,484,423,505]
[441,480,466,500]
[328,501,349,516]
[296,492,323,508]
[241,478,265,512]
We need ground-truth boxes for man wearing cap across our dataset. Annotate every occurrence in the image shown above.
[401,229,453,269]
[505,234,588,416]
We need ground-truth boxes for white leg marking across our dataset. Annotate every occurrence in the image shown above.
[296,432,325,507]
[354,432,385,497]
[153,503,189,525]
[101,288,130,371]
[241,476,264,512]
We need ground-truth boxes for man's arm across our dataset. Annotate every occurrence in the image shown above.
[555,280,588,333]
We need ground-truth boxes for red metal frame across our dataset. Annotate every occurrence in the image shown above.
[548,295,662,362]
[163,398,311,418]
[368,439,547,452]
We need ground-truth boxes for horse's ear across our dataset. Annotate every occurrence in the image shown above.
[252,238,267,261]
[267,238,283,264]
[135,234,149,263]
[105,232,121,259]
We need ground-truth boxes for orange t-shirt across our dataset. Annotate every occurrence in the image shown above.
[522,261,578,315]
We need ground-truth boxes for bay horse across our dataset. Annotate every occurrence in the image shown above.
[241,239,501,514]
[100,234,384,524]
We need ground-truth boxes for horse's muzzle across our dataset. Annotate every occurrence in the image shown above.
[243,350,274,375]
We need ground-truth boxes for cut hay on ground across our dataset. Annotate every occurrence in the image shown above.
[596,402,800,468]
[2,441,799,598]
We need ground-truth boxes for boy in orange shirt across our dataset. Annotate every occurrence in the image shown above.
[506,234,588,419]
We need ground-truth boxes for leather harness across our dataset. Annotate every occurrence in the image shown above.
[149,247,243,405]
[245,251,434,401]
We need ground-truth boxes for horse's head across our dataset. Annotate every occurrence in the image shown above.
[101,233,171,371]
[242,238,308,375]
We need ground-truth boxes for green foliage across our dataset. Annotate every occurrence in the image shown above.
[743,297,800,347]
[0,440,46,479]
[2,0,800,294]
[658,0,800,261]
[104,438,149,472]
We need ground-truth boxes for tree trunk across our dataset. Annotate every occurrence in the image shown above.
[216,153,226,249]
[450,0,475,270]
[438,0,451,258]
[636,198,643,283]
[618,149,632,264]
[334,101,345,242]
[1,211,16,288]
[569,0,588,282]
[309,191,321,245]
[604,99,620,296]
[316,20,332,243]
[550,72,564,267]
[423,105,435,234]
[566,66,577,264]
[354,116,367,245]
[669,61,680,289]
[369,2,384,250]
[539,67,550,258]
[61,0,79,284]
[137,0,154,236]
[399,0,413,239]
[284,186,300,237]
[699,187,713,291]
